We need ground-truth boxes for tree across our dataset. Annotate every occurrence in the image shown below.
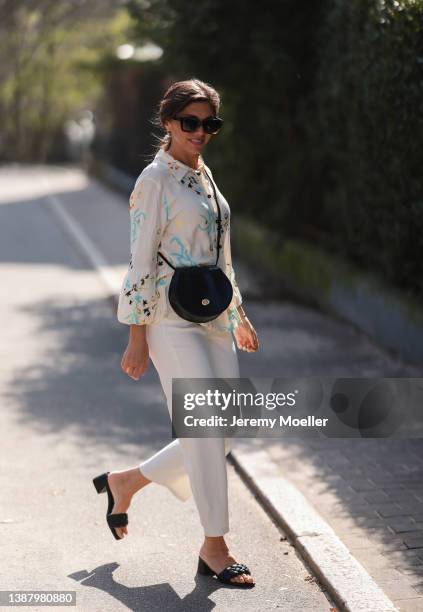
[0,0,130,161]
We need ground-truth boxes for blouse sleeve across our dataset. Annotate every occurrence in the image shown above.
[222,215,243,309]
[117,175,164,325]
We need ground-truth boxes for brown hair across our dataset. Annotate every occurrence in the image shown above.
[151,77,221,155]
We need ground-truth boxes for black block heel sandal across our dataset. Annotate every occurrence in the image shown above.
[92,471,128,540]
[197,556,255,588]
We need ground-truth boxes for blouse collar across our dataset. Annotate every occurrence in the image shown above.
[155,146,206,182]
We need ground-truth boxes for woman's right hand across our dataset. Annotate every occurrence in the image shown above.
[121,326,150,380]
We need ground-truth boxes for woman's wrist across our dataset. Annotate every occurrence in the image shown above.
[236,305,248,321]
[129,323,147,343]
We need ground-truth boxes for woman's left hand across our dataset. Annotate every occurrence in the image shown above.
[234,316,259,352]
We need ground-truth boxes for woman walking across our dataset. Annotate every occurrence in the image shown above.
[93,78,259,587]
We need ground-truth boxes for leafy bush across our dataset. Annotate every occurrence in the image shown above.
[308,0,423,297]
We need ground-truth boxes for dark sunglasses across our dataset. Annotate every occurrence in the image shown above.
[173,114,224,134]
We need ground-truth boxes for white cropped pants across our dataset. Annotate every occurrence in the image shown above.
[138,310,240,537]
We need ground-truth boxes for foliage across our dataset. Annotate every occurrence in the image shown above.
[308,0,423,296]
[0,0,132,161]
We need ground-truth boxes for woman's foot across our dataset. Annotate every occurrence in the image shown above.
[107,467,151,539]
[199,537,254,585]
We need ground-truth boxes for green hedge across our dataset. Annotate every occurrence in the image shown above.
[307,0,423,299]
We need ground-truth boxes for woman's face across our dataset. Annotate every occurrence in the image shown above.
[165,101,215,154]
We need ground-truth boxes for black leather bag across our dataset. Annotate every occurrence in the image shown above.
[157,167,233,323]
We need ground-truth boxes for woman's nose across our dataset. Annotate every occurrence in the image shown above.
[193,124,206,135]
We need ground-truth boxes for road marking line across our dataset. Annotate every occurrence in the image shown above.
[42,185,122,295]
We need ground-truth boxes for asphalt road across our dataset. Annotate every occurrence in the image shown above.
[0,165,333,611]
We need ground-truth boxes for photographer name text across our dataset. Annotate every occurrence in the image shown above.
[183,415,328,428]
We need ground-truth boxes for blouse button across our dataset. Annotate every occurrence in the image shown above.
[207,194,211,198]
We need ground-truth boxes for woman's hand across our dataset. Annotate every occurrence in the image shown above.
[233,316,259,352]
[121,324,149,380]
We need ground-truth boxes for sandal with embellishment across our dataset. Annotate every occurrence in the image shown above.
[197,556,255,587]
[92,471,128,540]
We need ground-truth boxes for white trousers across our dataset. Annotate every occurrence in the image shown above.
[139,310,240,536]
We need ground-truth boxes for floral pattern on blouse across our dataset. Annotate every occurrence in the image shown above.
[117,146,243,334]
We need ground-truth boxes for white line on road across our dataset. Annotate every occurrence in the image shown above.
[42,182,122,296]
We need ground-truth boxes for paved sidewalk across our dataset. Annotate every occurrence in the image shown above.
[267,428,423,609]
[40,164,423,610]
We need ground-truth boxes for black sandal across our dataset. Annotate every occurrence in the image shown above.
[92,471,128,540]
[197,556,255,587]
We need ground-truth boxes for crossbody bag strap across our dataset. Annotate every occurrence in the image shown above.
[157,249,175,270]
[203,167,223,266]
[158,166,223,269]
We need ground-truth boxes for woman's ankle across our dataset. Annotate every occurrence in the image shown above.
[201,536,229,554]
[114,467,151,496]
[130,467,151,493]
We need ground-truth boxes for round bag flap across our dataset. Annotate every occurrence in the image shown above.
[169,266,233,322]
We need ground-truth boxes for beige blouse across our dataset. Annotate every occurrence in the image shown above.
[116,146,243,334]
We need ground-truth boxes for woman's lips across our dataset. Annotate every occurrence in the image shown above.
[188,138,204,145]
